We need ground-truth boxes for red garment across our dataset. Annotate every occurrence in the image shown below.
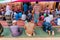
[39,15,44,21]
[37,21,43,27]
[17,20,25,27]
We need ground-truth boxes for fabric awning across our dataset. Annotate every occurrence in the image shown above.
[0,0,59,3]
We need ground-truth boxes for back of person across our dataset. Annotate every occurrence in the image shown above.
[18,12,22,18]
[10,25,20,37]
[15,13,19,20]
[25,22,34,34]
[21,14,26,21]
[23,4,28,12]
[44,17,51,23]
[49,14,53,20]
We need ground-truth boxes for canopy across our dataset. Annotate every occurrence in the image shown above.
[0,0,59,3]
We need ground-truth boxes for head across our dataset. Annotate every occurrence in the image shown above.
[12,20,17,25]
[58,14,60,17]
[30,18,34,23]
[41,13,44,16]
[28,10,30,13]
[36,1,38,4]
[46,14,49,17]
[50,12,52,15]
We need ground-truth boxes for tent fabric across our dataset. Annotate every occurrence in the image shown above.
[0,0,59,3]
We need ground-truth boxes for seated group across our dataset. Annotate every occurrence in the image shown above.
[1,14,60,37]
[10,18,55,37]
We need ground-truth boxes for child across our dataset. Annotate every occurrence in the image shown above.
[21,12,26,21]
[10,20,22,37]
[27,10,32,22]
[24,18,35,36]
[39,13,44,21]
[43,14,54,35]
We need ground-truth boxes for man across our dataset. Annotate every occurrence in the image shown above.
[24,18,35,36]
[10,20,22,37]
[43,14,54,36]
[33,1,40,23]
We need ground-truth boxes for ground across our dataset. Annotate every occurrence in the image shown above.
[2,27,60,37]
[1,21,60,40]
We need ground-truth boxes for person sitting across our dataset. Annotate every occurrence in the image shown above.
[27,10,32,22]
[43,14,54,36]
[10,20,22,37]
[48,12,53,21]
[39,13,44,21]
[24,18,35,36]
[0,23,3,37]
[54,14,60,26]
[21,12,26,21]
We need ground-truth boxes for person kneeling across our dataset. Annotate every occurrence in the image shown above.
[43,21,54,36]
[24,18,35,36]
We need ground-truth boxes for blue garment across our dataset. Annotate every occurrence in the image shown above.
[15,12,22,20]
[54,17,60,25]
[43,22,52,32]
[23,4,28,12]
[34,13,39,23]
[27,13,32,22]
[15,13,19,20]
[29,6,33,11]
[56,11,60,15]
[18,12,22,18]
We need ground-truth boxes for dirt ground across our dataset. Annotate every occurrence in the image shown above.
[0,37,60,40]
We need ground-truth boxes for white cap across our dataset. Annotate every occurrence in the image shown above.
[12,20,17,23]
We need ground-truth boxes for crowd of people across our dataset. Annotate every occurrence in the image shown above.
[0,1,60,37]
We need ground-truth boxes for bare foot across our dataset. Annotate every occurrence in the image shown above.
[48,31,50,35]
[0,35,4,37]
[52,31,54,36]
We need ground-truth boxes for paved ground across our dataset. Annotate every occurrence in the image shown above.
[0,37,60,40]
[0,21,60,40]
